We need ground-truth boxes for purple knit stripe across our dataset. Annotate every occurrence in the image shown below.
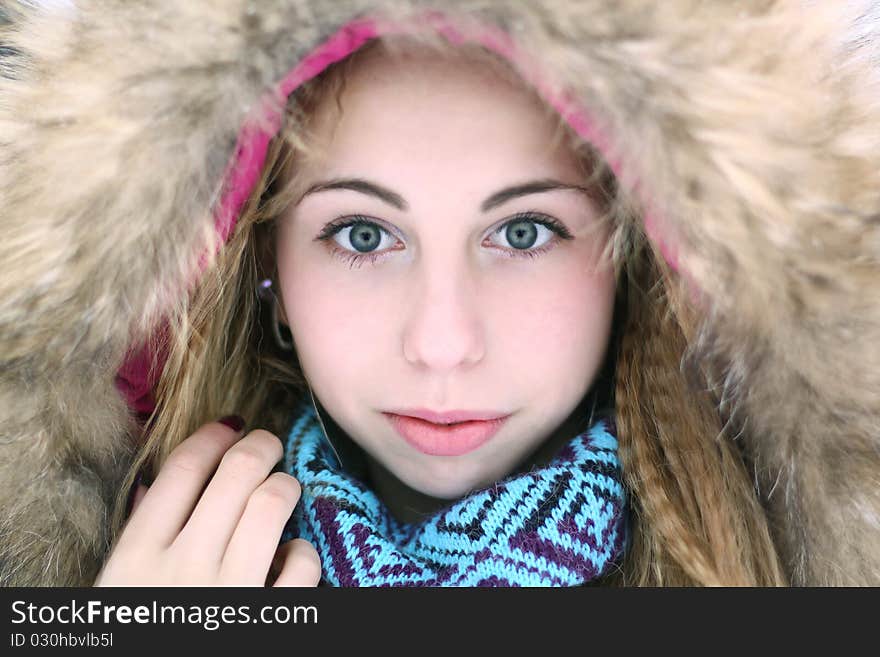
[316,498,434,584]
[349,523,430,582]
[458,548,567,586]
[597,500,628,559]
[367,533,435,581]
[553,443,577,462]
[375,560,436,581]
[364,527,446,585]
[475,576,514,587]
[313,497,361,585]
[507,513,619,580]
[552,498,622,553]
[510,532,604,580]
[551,434,617,470]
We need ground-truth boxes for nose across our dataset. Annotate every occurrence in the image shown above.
[401,256,486,374]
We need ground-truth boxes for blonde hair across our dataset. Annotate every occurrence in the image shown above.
[111,37,785,586]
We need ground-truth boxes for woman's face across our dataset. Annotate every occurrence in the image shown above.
[275,47,616,500]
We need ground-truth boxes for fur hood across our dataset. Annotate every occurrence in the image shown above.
[1,0,879,586]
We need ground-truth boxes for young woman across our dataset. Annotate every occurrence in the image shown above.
[99,38,635,586]
[3,2,879,587]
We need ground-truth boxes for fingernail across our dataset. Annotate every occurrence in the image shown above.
[218,415,246,432]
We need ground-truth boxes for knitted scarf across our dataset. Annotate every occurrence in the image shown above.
[281,401,628,586]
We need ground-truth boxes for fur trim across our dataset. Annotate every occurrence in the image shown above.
[1,0,878,585]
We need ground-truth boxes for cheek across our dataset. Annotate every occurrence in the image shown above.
[487,255,616,388]
[279,250,398,383]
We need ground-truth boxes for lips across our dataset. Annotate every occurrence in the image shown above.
[383,411,509,457]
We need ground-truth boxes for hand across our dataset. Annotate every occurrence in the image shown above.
[95,419,321,586]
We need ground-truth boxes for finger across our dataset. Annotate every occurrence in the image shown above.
[121,420,245,548]
[174,429,284,562]
[272,539,322,587]
[219,472,302,584]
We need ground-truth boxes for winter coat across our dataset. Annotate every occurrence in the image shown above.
[1,0,879,586]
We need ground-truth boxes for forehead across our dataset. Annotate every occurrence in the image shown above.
[300,45,584,187]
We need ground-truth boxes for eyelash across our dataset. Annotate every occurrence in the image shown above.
[314,212,574,269]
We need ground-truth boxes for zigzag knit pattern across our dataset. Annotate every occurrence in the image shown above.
[281,402,627,586]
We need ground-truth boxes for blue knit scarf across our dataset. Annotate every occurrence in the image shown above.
[281,401,627,586]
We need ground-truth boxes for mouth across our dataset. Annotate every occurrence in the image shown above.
[382,411,509,457]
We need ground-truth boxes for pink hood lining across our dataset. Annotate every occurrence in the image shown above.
[115,12,679,420]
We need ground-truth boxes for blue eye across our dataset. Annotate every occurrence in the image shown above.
[315,212,572,268]
[481,212,574,260]
[314,215,400,268]
[488,215,555,252]
[334,220,396,253]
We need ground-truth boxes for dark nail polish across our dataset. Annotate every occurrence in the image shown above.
[218,415,246,432]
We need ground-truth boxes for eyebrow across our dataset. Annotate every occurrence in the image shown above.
[299,177,591,212]
[480,180,590,212]
[302,179,408,210]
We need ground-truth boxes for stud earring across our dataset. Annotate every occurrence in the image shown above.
[258,278,293,351]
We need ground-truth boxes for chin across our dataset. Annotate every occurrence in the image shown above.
[399,459,508,500]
